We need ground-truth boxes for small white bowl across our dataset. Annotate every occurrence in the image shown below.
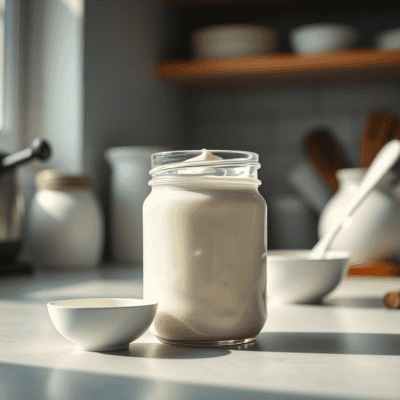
[267,250,350,304]
[289,23,358,55]
[47,298,158,351]
[375,28,400,50]
[192,24,277,59]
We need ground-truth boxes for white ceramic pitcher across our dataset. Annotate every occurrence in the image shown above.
[105,146,170,263]
[318,168,400,265]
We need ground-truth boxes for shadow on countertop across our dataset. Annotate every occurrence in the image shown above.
[102,329,400,359]
[237,331,400,356]
[322,296,385,308]
[101,342,230,359]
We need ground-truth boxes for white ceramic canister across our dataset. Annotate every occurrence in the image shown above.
[24,170,104,269]
[143,149,267,347]
[318,168,400,265]
[105,147,170,264]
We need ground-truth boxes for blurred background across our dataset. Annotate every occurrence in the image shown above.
[2,0,400,267]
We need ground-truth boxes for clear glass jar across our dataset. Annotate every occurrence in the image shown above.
[143,150,267,347]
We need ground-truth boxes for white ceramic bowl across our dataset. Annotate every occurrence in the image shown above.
[289,23,358,55]
[267,250,350,304]
[192,24,277,59]
[375,28,400,50]
[48,298,158,351]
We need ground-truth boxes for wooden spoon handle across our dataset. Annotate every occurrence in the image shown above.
[390,116,400,141]
[305,129,350,192]
[358,111,399,168]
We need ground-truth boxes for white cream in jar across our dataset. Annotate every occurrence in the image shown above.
[143,149,267,346]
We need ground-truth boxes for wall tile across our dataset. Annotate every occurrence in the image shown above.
[191,91,239,126]
[191,119,275,151]
[236,88,315,119]
[261,152,302,181]
[317,84,400,115]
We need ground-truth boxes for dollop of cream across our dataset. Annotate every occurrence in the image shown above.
[178,149,225,175]
[183,149,223,163]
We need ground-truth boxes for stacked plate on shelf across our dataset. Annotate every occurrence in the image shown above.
[191,24,277,58]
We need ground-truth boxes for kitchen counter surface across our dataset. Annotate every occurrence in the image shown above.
[1,264,400,400]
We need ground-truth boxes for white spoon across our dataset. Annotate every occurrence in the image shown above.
[311,139,400,260]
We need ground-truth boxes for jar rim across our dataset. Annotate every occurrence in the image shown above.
[149,176,262,187]
[151,149,258,168]
[148,150,261,186]
[150,149,259,175]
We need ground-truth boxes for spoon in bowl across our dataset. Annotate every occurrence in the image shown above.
[311,139,400,260]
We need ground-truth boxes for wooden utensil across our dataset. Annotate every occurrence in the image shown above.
[387,116,400,142]
[304,129,352,193]
[358,110,399,168]
[348,259,400,277]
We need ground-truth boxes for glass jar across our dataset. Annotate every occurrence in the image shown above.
[143,150,267,346]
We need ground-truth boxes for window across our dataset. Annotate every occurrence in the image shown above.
[0,0,5,129]
[0,0,25,153]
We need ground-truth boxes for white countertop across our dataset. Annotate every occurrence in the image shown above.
[1,265,400,400]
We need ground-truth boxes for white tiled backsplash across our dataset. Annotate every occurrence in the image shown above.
[187,84,400,195]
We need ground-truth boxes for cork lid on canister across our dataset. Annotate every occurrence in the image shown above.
[36,169,93,190]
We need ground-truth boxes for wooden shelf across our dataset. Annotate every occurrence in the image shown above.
[156,50,400,88]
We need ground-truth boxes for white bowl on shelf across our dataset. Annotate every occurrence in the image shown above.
[48,298,158,351]
[192,24,277,59]
[289,23,358,55]
[375,28,400,50]
[267,250,350,304]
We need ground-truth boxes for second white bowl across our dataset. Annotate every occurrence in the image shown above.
[267,250,350,304]
[289,23,358,55]
[375,28,400,50]
[48,298,158,351]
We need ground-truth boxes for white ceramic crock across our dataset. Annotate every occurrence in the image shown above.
[24,170,104,269]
